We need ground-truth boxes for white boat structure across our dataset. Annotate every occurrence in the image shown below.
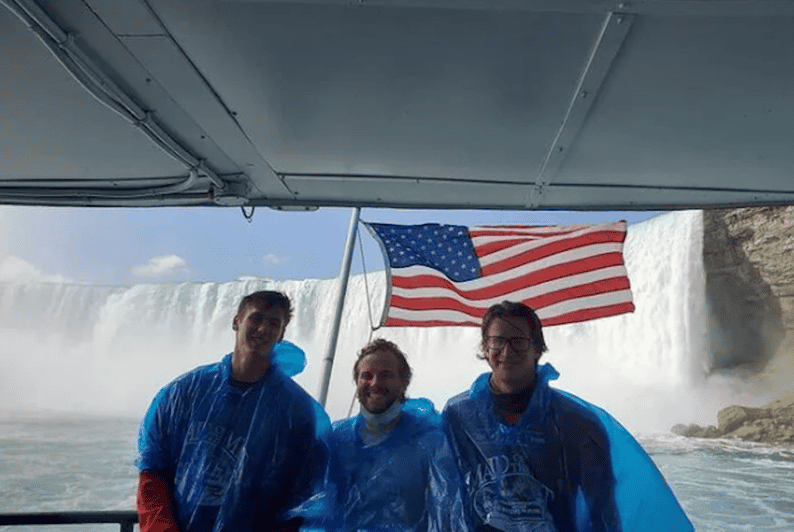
[1,0,793,529]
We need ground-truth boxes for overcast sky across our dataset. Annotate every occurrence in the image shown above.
[0,206,662,286]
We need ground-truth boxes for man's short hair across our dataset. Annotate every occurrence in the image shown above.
[478,301,548,360]
[236,290,293,325]
[353,338,413,390]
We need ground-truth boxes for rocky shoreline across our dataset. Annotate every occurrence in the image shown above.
[672,393,794,444]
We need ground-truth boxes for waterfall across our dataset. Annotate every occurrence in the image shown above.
[0,211,776,433]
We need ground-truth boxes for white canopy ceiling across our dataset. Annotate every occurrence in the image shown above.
[2,0,793,210]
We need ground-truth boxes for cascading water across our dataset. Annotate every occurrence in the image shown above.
[0,211,779,434]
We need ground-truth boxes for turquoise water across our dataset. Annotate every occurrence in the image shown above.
[0,416,139,531]
[644,435,794,531]
[1,415,793,531]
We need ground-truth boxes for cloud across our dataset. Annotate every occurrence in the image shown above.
[132,255,187,277]
[0,255,73,283]
[263,253,289,267]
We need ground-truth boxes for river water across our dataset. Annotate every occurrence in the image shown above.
[1,415,793,531]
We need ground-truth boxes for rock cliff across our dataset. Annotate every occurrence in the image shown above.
[674,206,794,443]
[702,206,794,372]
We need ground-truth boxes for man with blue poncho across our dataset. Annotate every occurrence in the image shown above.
[136,290,328,532]
[308,338,466,532]
[443,301,694,532]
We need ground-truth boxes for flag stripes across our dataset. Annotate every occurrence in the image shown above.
[389,269,630,315]
[473,226,625,258]
[385,290,635,328]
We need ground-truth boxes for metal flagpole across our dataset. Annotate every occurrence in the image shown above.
[318,207,361,407]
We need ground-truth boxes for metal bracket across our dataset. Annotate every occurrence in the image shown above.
[241,205,255,222]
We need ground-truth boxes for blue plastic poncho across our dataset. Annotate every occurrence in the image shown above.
[300,398,468,532]
[443,364,693,532]
[136,349,329,532]
[271,340,307,377]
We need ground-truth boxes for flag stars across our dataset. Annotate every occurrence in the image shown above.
[369,222,481,282]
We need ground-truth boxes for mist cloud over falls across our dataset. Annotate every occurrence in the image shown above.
[0,211,787,434]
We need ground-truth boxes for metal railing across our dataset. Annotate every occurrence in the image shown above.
[0,511,137,531]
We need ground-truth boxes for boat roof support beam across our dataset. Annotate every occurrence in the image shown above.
[528,10,635,208]
[247,0,794,17]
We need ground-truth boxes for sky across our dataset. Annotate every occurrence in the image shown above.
[0,206,662,286]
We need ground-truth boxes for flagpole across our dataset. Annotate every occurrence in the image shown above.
[318,206,361,407]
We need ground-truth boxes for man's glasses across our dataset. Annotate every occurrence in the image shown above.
[485,336,533,352]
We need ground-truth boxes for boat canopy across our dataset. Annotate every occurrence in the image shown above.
[2,0,793,210]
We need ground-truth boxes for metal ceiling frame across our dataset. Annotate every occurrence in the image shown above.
[2,0,794,210]
[203,0,794,17]
[0,0,249,205]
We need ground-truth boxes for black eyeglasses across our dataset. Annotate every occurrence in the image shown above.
[485,336,533,351]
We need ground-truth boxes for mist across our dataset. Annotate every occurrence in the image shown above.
[0,210,787,434]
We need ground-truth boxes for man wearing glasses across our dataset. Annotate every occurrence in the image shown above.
[442,301,693,532]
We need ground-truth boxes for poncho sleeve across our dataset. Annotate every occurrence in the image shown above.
[556,390,693,532]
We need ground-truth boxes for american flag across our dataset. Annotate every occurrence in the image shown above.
[364,221,634,327]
